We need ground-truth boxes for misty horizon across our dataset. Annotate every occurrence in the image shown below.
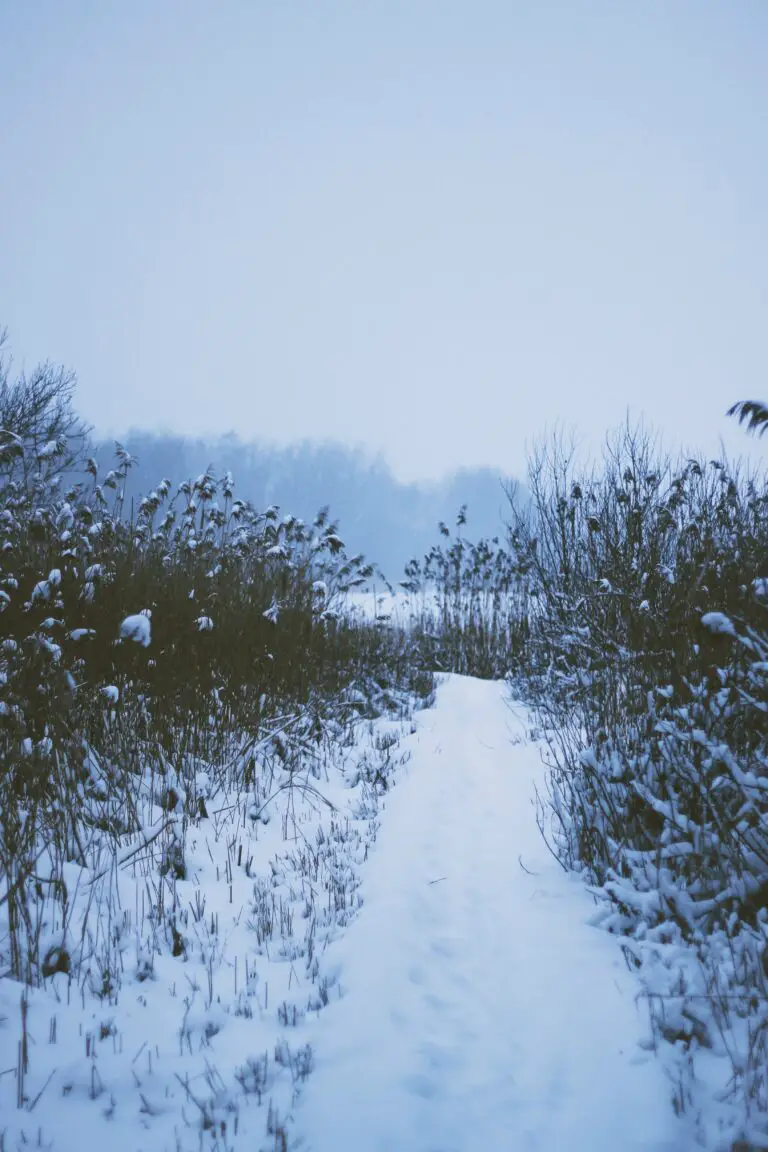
[2,3,766,483]
[89,423,522,582]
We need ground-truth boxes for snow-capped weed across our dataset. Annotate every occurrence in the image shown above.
[0,335,434,1149]
[500,423,768,1146]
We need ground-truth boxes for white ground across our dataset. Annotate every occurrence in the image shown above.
[295,675,692,1152]
[0,674,697,1150]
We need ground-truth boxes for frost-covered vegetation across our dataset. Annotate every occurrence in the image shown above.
[402,421,768,1148]
[2,327,767,1149]
[0,338,434,1149]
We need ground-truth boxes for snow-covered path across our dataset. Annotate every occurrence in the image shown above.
[296,675,691,1152]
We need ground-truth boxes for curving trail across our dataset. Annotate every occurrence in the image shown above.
[296,675,691,1152]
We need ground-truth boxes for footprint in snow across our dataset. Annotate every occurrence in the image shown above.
[402,1071,438,1099]
[423,990,453,1013]
[419,1040,462,1073]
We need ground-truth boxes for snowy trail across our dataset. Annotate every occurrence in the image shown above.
[296,675,690,1152]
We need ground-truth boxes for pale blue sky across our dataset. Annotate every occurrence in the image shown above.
[1,2,766,481]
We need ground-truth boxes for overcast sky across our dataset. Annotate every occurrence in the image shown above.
[1,2,766,482]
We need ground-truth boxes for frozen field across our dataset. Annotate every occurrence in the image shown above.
[0,676,694,1151]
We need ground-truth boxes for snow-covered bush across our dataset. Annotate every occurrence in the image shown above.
[0,338,433,984]
[504,422,768,1144]
[400,504,528,679]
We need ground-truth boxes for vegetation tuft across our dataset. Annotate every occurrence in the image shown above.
[402,415,768,1147]
[0,333,431,990]
[3,322,768,1146]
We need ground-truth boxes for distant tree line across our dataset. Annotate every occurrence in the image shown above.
[95,429,523,582]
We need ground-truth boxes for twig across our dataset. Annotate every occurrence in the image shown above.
[87,817,177,885]
[28,1068,56,1112]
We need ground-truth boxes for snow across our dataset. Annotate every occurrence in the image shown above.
[295,677,690,1152]
[262,598,280,624]
[752,577,768,600]
[119,612,152,646]
[346,585,440,624]
[701,611,736,637]
[30,579,50,602]
[0,675,696,1150]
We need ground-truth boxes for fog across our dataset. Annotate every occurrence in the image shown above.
[98,430,521,581]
